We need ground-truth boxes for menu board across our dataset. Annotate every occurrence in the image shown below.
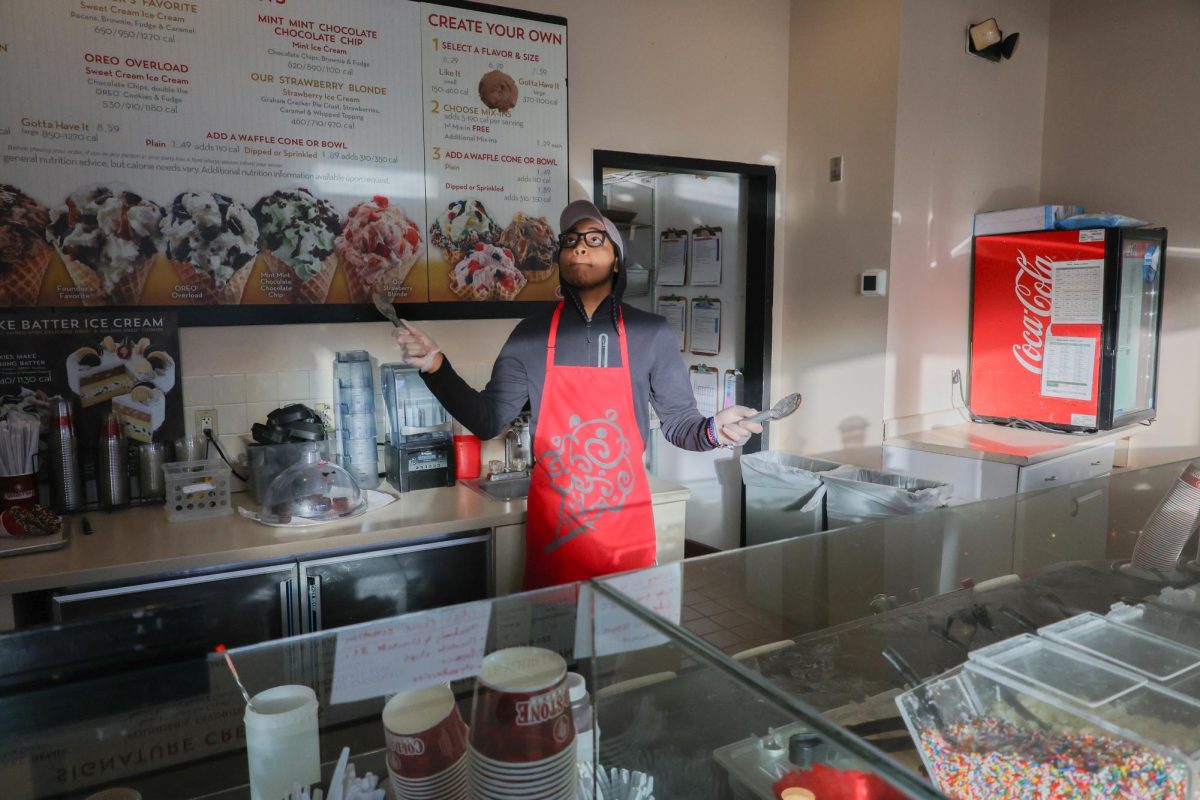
[0,0,567,316]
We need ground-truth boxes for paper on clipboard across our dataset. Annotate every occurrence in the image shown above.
[657,229,688,285]
[690,226,722,286]
[689,364,719,417]
[656,296,687,351]
[690,297,721,356]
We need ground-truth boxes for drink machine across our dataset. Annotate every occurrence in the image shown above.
[380,363,456,492]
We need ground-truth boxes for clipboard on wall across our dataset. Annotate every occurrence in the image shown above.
[657,229,688,286]
[656,295,688,352]
[688,364,720,417]
[689,297,721,356]
[690,226,723,286]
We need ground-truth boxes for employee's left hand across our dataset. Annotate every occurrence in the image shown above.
[713,405,763,447]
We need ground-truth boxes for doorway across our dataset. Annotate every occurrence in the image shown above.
[592,151,776,549]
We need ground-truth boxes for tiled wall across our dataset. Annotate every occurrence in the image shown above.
[179,319,520,490]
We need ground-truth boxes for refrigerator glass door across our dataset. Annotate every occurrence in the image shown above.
[1112,238,1163,419]
[299,533,490,631]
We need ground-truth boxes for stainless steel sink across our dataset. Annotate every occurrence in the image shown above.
[461,475,531,501]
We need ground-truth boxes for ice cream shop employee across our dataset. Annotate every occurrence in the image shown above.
[395,199,762,589]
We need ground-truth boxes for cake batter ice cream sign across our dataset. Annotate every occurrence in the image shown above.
[0,311,183,450]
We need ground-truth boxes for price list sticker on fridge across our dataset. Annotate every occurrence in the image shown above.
[421,4,568,303]
[970,227,1167,431]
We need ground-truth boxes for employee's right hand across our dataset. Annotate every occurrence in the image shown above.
[393,320,444,373]
[713,405,764,447]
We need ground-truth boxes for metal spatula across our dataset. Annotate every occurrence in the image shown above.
[372,292,403,327]
[743,392,802,425]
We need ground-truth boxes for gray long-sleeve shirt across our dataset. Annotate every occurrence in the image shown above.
[422,295,713,452]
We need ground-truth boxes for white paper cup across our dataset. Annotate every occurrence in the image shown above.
[244,685,321,800]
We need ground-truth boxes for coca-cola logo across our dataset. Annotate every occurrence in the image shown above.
[1011,249,1053,375]
[390,736,425,756]
[514,685,569,727]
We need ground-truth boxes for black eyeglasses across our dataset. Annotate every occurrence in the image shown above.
[558,230,610,249]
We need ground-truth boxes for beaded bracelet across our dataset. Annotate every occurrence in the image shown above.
[706,416,723,449]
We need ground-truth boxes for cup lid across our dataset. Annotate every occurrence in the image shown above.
[479,647,566,694]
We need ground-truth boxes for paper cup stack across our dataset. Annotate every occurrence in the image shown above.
[383,685,469,799]
[469,647,578,800]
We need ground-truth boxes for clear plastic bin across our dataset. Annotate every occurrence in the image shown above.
[163,460,232,522]
[1108,602,1200,652]
[898,634,1200,799]
[1041,612,1200,684]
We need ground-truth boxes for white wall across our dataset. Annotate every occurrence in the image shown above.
[885,0,1051,434]
[179,0,792,486]
[1041,0,1200,467]
[778,0,903,464]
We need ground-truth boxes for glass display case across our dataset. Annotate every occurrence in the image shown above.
[0,582,937,799]
[2,457,1198,799]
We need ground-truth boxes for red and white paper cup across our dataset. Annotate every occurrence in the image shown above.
[469,646,575,764]
[382,684,469,782]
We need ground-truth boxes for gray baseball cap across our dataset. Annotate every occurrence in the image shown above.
[559,199,624,260]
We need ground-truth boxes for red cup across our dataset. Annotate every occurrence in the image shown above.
[469,647,574,763]
[0,473,36,511]
[454,435,481,480]
[382,685,469,781]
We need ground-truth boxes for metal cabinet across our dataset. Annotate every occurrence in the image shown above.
[297,532,490,632]
[52,563,301,649]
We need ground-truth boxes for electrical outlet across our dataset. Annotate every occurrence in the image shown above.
[829,155,843,182]
[313,402,334,431]
[951,368,962,385]
[195,407,218,435]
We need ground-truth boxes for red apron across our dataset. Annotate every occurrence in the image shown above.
[523,303,656,590]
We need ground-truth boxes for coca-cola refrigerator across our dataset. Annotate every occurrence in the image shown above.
[970,227,1167,431]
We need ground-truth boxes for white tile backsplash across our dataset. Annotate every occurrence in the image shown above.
[211,373,246,405]
[308,369,334,402]
[182,375,213,407]
[245,373,278,403]
[277,371,309,401]
[246,402,277,428]
[215,403,247,436]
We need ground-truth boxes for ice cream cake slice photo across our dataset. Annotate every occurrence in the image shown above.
[67,336,176,408]
[112,385,167,443]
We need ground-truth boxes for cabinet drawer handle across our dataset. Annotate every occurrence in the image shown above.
[1090,460,1102,467]
[1044,475,1058,482]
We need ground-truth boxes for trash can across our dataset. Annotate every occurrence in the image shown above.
[741,451,842,545]
[821,465,953,530]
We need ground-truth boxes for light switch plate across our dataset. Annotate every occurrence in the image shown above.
[860,270,887,296]
[829,155,843,182]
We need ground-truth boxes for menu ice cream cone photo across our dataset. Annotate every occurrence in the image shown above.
[158,192,260,305]
[335,195,425,303]
[0,184,53,307]
[248,188,341,305]
[45,186,164,306]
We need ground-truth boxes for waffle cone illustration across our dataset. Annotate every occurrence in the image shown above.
[46,186,164,307]
[168,259,252,304]
[58,251,108,306]
[0,244,52,306]
[260,250,337,305]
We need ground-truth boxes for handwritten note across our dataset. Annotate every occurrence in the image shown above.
[576,564,683,657]
[329,601,491,704]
